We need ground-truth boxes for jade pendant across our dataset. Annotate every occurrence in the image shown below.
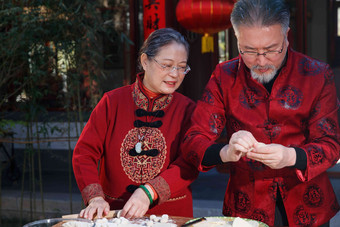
[135,142,142,153]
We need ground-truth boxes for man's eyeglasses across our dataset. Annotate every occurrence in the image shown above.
[152,58,191,75]
[239,40,285,59]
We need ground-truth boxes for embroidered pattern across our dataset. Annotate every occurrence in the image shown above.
[226,115,242,133]
[268,180,287,202]
[148,176,170,204]
[276,85,303,110]
[303,184,324,208]
[81,183,105,205]
[239,87,263,109]
[310,101,321,119]
[201,89,214,105]
[293,205,316,226]
[132,78,172,111]
[324,67,335,85]
[268,182,278,201]
[221,59,239,76]
[104,193,124,201]
[234,190,251,214]
[251,209,269,224]
[209,113,225,135]
[133,83,149,110]
[298,58,323,76]
[317,117,337,136]
[306,145,325,166]
[121,127,166,183]
[153,96,172,111]
[246,158,265,171]
[167,195,186,202]
[223,205,233,216]
[262,119,281,140]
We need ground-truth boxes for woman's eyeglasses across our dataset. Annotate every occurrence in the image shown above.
[152,58,191,75]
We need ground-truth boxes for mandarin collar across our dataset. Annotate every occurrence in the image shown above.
[132,73,173,111]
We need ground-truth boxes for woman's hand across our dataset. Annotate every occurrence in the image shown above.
[79,196,110,220]
[120,187,151,219]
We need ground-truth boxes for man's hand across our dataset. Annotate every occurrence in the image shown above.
[246,143,296,169]
[120,187,151,219]
[79,196,110,220]
[220,130,258,162]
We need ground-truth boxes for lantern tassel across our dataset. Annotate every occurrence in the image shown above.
[201,33,214,53]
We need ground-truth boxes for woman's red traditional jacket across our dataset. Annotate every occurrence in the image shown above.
[182,48,340,226]
[73,74,198,217]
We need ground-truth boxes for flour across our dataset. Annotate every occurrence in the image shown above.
[61,215,176,227]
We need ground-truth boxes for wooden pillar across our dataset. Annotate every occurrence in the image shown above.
[295,0,307,54]
[128,0,140,84]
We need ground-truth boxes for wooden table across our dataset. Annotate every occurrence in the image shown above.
[169,216,192,226]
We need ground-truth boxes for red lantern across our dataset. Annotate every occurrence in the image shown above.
[176,0,235,53]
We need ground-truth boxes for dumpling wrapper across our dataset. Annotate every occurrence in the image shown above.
[232,217,259,227]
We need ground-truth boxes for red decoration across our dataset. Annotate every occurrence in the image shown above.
[176,0,235,53]
[143,0,166,40]
[176,0,235,34]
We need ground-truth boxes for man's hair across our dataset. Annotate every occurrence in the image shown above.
[230,0,290,37]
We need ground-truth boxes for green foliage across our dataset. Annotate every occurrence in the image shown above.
[0,119,18,136]
[0,0,124,113]
[0,1,130,220]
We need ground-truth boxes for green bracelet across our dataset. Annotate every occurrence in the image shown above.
[139,184,153,205]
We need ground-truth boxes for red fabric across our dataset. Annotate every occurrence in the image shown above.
[143,0,166,40]
[176,0,234,34]
[141,82,160,99]
[73,74,198,217]
[182,48,340,226]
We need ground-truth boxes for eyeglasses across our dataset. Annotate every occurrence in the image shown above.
[152,58,191,75]
[239,40,285,59]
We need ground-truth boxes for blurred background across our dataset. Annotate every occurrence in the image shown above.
[1,0,340,226]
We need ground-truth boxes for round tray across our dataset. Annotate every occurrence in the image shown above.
[23,218,93,227]
[185,216,269,227]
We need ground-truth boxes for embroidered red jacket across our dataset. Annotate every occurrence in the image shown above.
[73,74,198,217]
[182,48,340,226]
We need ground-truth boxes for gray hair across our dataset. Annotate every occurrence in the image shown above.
[230,0,290,37]
[138,28,189,71]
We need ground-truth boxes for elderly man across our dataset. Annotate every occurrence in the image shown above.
[182,0,340,226]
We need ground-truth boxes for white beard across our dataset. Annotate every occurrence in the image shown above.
[250,65,277,84]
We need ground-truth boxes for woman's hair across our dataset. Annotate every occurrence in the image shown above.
[138,28,189,71]
[230,0,290,37]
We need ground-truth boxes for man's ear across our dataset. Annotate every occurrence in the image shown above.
[285,27,291,46]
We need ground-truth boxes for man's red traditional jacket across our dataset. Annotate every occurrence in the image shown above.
[182,48,340,226]
[73,74,198,217]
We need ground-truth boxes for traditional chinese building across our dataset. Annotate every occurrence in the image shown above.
[121,0,340,102]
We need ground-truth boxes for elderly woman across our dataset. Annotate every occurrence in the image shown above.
[73,28,198,219]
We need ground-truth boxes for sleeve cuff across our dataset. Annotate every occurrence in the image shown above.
[81,183,105,205]
[292,147,307,170]
[147,176,170,205]
[202,143,226,166]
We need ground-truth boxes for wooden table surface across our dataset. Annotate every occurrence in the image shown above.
[169,216,192,226]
